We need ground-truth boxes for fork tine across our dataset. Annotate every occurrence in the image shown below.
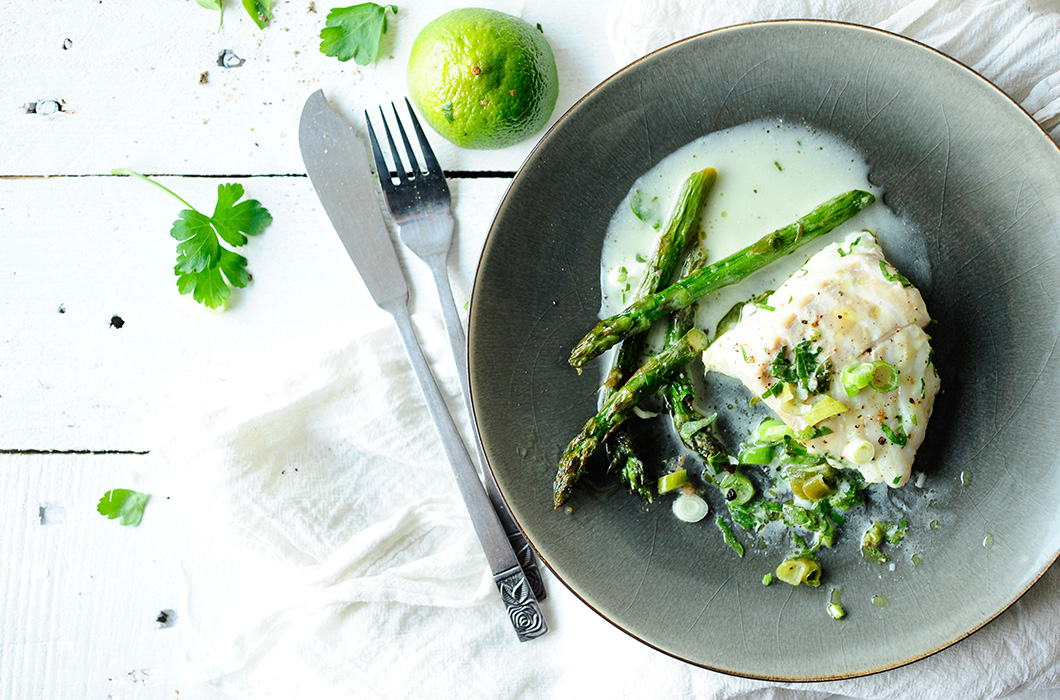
[364,110,395,192]
[378,106,410,181]
[390,102,422,178]
[403,97,443,178]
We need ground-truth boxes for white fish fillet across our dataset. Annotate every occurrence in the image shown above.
[702,232,939,487]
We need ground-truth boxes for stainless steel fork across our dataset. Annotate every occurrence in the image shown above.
[365,100,547,602]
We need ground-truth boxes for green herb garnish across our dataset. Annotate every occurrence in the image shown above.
[195,0,224,29]
[837,235,863,257]
[880,422,908,447]
[716,519,745,558]
[97,489,150,527]
[112,169,272,310]
[320,3,398,64]
[879,260,913,287]
[629,189,662,229]
[770,340,832,394]
[243,0,272,28]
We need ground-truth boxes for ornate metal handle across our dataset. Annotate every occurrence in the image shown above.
[388,302,547,641]
[495,568,548,641]
[428,259,548,603]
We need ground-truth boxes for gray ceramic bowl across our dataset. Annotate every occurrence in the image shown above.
[468,20,1060,680]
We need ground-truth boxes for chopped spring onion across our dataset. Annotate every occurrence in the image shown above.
[672,493,709,522]
[861,520,906,563]
[842,438,875,464]
[755,418,795,443]
[776,556,822,587]
[658,469,688,494]
[862,545,888,564]
[791,473,835,501]
[762,573,773,586]
[738,443,774,465]
[841,360,899,396]
[779,384,846,426]
[800,395,847,426]
[828,588,846,620]
[841,363,873,395]
[720,472,755,505]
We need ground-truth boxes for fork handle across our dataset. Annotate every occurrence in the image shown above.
[425,255,548,602]
[386,300,547,641]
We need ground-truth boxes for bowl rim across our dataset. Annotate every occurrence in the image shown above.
[468,18,1060,682]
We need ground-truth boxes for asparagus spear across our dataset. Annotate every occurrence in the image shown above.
[664,247,730,468]
[604,168,717,499]
[608,430,651,501]
[569,189,876,370]
[554,327,709,508]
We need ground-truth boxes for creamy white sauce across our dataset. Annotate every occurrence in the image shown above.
[599,119,918,337]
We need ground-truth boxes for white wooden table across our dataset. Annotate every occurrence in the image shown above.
[4,2,1060,699]
[0,2,612,697]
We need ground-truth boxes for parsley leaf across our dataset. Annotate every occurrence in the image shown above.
[97,489,150,527]
[243,0,272,28]
[113,170,272,309]
[320,3,398,64]
[195,0,224,30]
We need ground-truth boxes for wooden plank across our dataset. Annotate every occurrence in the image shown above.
[0,174,511,450]
[1,0,616,177]
[0,453,239,699]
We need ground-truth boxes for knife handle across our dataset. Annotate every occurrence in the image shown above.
[386,301,548,642]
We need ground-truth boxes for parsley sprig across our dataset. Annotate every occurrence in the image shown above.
[113,169,272,310]
[320,3,398,64]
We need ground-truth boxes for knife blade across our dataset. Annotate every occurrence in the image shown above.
[298,90,547,641]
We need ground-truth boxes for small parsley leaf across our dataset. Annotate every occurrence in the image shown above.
[113,170,272,310]
[195,0,224,30]
[97,489,150,527]
[320,3,398,65]
[243,0,272,28]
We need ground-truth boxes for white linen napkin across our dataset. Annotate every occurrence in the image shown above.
[162,2,1060,698]
[163,319,1060,700]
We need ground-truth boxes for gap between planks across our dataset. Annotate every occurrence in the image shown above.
[0,171,517,180]
[0,449,150,455]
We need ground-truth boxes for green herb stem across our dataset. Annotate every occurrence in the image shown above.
[112,169,197,211]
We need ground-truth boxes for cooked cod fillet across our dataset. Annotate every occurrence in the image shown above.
[702,232,939,487]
